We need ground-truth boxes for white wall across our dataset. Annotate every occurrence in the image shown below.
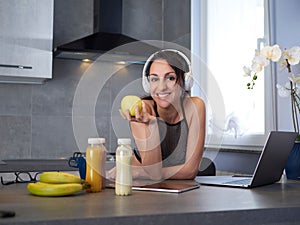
[271,0,300,131]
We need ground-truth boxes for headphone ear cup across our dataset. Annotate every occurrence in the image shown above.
[142,75,150,93]
[142,51,155,94]
[184,71,193,91]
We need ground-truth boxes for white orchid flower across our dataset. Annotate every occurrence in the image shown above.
[276,83,290,98]
[251,55,269,72]
[279,59,288,71]
[260,45,282,62]
[283,46,300,65]
[243,66,252,77]
[289,74,300,95]
[288,74,300,84]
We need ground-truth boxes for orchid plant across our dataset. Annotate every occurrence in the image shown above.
[244,44,300,133]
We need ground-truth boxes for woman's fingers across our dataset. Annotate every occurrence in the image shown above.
[135,104,142,120]
[125,109,132,120]
[119,109,126,119]
[142,101,150,121]
[139,101,150,123]
[142,101,147,114]
[108,167,116,179]
[119,108,132,121]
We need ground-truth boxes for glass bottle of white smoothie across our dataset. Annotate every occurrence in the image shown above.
[115,138,132,196]
[85,138,103,193]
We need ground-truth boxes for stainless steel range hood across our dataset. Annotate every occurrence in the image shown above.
[54,0,159,64]
[54,31,160,64]
[55,31,146,63]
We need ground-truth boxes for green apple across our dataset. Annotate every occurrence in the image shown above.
[121,95,142,116]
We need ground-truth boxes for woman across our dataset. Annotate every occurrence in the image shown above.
[110,49,206,181]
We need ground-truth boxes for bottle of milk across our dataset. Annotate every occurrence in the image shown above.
[115,138,132,196]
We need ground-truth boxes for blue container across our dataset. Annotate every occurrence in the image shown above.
[285,142,300,180]
[68,153,86,180]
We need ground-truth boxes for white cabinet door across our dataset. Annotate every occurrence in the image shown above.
[0,0,53,83]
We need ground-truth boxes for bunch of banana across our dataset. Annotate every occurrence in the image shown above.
[27,172,89,197]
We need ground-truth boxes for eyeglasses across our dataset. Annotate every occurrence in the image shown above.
[1,172,41,185]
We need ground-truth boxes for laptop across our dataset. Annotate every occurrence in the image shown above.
[195,131,298,188]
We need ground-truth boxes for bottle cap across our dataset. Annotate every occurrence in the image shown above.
[88,138,105,144]
[117,138,131,145]
[98,138,105,144]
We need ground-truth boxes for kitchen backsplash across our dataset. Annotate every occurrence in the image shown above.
[0,58,143,159]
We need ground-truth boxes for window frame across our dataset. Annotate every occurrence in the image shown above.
[191,0,276,150]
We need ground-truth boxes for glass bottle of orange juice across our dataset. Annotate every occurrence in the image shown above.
[85,138,104,193]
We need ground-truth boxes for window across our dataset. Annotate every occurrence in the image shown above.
[191,0,275,149]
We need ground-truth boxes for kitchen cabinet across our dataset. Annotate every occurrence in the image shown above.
[0,0,54,84]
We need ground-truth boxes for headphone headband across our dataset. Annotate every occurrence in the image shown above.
[142,49,193,93]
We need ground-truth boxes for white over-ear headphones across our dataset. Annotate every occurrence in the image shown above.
[142,49,193,93]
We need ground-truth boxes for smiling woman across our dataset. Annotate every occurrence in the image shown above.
[109,49,206,181]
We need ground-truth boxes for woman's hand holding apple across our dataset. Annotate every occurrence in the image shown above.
[120,95,154,123]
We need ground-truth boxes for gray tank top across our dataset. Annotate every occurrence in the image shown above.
[154,103,189,167]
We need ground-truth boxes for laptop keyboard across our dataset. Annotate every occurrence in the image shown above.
[223,178,252,185]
